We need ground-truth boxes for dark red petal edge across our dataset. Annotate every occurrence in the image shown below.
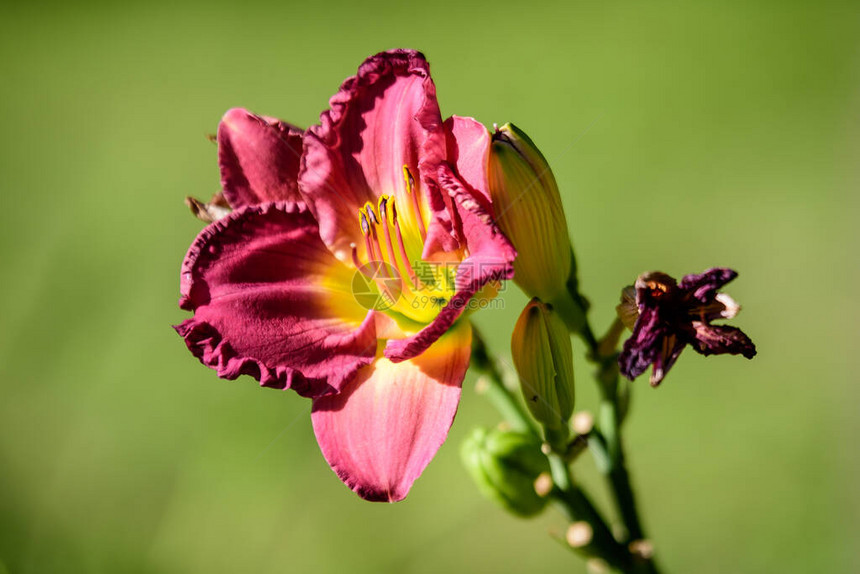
[174,201,374,398]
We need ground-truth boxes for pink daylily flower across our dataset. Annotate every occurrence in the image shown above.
[175,50,516,501]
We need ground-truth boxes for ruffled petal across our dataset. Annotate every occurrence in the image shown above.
[311,322,471,502]
[218,108,304,208]
[690,323,757,359]
[384,164,516,362]
[175,202,377,398]
[420,116,492,258]
[678,267,738,304]
[300,49,446,262]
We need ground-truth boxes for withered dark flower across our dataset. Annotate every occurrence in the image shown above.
[617,268,756,386]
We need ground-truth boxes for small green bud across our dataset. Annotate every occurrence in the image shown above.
[460,427,551,517]
[488,123,572,303]
[511,299,575,448]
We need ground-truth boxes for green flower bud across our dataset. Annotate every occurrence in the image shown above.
[511,299,575,448]
[460,427,550,517]
[488,123,571,303]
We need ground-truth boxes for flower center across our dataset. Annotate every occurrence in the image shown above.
[350,166,457,324]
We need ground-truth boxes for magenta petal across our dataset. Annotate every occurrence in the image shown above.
[300,49,446,261]
[443,116,492,202]
[175,202,377,398]
[385,164,516,362]
[311,322,471,502]
[218,108,304,208]
[421,117,499,259]
[420,117,491,258]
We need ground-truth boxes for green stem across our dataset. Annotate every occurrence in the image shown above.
[595,365,648,544]
[547,454,632,572]
[471,324,641,572]
[579,319,599,355]
[568,284,661,574]
[470,325,537,435]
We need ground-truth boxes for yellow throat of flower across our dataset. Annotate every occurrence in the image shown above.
[350,166,458,324]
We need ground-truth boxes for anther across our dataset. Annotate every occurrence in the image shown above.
[359,210,370,235]
[402,165,415,193]
[533,472,553,498]
[365,202,380,225]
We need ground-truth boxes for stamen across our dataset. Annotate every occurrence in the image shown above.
[403,164,415,192]
[403,165,427,240]
[378,196,414,290]
[360,209,379,262]
[359,209,370,236]
[367,233,380,263]
[350,174,462,323]
[390,200,418,286]
[377,195,388,220]
[364,202,380,225]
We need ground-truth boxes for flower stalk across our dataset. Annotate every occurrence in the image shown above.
[547,453,633,571]
[471,331,537,435]
[571,284,660,573]
[470,326,656,573]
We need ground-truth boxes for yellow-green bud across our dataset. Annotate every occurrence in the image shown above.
[460,427,550,517]
[511,299,575,447]
[488,123,572,303]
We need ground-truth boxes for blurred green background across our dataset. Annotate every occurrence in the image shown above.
[1,0,857,572]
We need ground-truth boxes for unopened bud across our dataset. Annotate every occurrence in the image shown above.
[488,123,572,303]
[460,427,551,517]
[533,472,554,497]
[566,521,594,548]
[511,299,575,446]
[572,411,594,435]
[629,539,655,560]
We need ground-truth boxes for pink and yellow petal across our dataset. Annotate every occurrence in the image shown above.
[311,321,472,501]
[300,49,447,262]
